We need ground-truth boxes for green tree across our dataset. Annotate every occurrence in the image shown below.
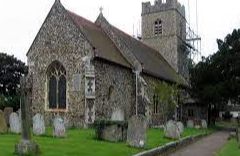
[190,29,240,124]
[154,82,179,122]
[0,52,27,110]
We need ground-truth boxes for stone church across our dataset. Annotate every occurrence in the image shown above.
[27,0,188,127]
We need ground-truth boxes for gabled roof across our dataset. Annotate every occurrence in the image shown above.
[66,10,187,86]
[50,1,187,86]
[109,25,186,85]
[67,11,131,68]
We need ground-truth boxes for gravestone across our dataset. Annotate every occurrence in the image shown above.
[15,76,39,155]
[201,119,207,128]
[127,115,147,148]
[164,120,181,139]
[53,116,66,137]
[4,107,13,126]
[187,120,194,128]
[33,113,45,135]
[177,121,184,134]
[9,112,21,134]
[0,110,7,133]
[111,108,124,121]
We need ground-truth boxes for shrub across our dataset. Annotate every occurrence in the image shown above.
[0,94,20,111]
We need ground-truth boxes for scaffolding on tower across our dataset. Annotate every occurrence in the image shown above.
[185,0,201,63]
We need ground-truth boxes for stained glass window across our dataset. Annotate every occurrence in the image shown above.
[47,61,66,110]
[58,75,66,109]
[49,76,57,109]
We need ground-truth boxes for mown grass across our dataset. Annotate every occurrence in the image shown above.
[216,139,240,156]
[0,128,211,156]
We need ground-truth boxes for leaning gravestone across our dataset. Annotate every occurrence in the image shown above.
[201,119,207,128]
[164,120,181,139]
[111,108,124,121]
[53,117,66,137]
[0,110,7,133]
[187,120,194,128]
[33,113,45,135]
[177,121,184,134]
[4,107,13,126]
[9,112,21,134]
[127,115,147,148]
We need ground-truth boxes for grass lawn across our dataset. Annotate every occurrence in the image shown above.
[216,139,240,156]
[0,128,211,156]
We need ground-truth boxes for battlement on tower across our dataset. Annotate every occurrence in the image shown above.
[142,0,185,17]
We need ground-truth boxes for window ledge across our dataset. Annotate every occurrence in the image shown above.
[45,109,68,113]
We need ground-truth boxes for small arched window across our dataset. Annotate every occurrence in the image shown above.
[47,61,66,110]
[154,19,162,35]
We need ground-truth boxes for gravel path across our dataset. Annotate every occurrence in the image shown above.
[169,131,229,156]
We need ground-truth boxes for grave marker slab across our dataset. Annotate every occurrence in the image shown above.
[53,117,66,137]
[9,112,21,134]
[164,120,181,139]
[127,115,147,148]
[4,107,13,126]
[0,110,7,133]
[33,113,45,135]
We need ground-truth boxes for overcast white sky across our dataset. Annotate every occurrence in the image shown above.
[0,0,240,63]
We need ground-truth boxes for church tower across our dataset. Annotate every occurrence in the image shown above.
[142,0,188,79]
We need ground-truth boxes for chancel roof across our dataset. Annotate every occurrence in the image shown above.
[65,2,187,86]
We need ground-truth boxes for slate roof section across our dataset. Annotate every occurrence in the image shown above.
[110,25,186,85]
[67,11,131,68]
[67,10,187,86]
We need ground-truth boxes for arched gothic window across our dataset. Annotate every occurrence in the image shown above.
[154,19,162,35]
[47,61,66,110]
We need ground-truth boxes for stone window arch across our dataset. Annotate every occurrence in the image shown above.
[154,19,162,35]
[46,61,67,110]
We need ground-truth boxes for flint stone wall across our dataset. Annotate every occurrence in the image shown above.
[26,0,180,128]
[94,59,135,120]
[27,1,92,127]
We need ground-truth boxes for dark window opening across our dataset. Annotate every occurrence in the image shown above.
[153,94,160,114]
[47,61,67,110]
[154,19,162,35]
[188,109,194,117]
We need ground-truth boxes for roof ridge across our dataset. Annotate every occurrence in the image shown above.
[110,24,178,73]
[67,10,101,29]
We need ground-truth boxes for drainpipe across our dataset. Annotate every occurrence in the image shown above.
[134,70,140,115]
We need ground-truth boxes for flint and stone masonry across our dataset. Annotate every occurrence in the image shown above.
[27,0,187,127]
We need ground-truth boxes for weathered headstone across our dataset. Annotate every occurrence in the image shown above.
[177,121,184,134]
[15,76,39,155]
[187,120,194,128]
[127,115,147,148]
[111,108,124,121]
[33,113,45,136]
[164,120,181,139]
[201,119,207,128]
[3,107,13,126]
[53,116,66,137]
[0,110,7,133]
[9,112,21,134]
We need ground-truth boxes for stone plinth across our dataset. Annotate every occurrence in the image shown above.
[95,120,127,142]
[15,140,39,156]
